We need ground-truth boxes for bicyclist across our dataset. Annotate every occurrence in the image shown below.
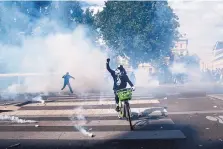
[106,58,135,112]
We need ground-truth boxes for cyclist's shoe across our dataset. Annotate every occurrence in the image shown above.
[115,105,120,112]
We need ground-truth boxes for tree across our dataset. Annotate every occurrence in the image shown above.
[95,1,179,68]
[82,8,94,26]
[48,1,84,28]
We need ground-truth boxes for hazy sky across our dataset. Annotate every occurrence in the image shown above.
[87,0,223,63]
[169,0,223,63]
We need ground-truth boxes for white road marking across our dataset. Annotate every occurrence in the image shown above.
[0,118,174,126]
[0,107,166,116]
[0,130,186,140]
[24,99,160,106]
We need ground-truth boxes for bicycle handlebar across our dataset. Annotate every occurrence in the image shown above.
[116,88,134,92]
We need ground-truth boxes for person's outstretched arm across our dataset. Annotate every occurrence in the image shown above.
[106,58,115,76]
[69,75,75,79]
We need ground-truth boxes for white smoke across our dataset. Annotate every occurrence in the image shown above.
[1,26,109,94]
[70,106,93,137]
[0,2,110,95]
[0,115,37,124]
[32,95,45,104]
[134,68,159,87]
[170,62,186,74]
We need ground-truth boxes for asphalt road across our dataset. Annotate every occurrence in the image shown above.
[0,92,223,149]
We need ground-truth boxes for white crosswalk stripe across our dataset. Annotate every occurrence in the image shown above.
[0,96,186,140]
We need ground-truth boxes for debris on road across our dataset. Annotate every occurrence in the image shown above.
[219,139,223,142]
[206,116,217,121]
[6,143,21,148]
[198,144,203,147]
[32,95,45,104]
[216,117,223,124]
[164,97,167,100]
[35,125,39,127]
[213,106,217,108]
[70,106,95,138]
[88,132,94,137]
[205,128,210,130]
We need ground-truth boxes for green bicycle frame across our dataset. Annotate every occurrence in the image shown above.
[116,88,132,117]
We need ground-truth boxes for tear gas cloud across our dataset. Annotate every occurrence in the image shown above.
[170,62,186,74]
[0,115,37,124]
[70,106,93,137]
[134,68,159,87]
[0,2,112,94]
[170,62,202,82]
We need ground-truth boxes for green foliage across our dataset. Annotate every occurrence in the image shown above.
[95,1,180,68]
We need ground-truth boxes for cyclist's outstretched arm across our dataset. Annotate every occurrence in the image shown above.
[69,75,75,79]
[106,59,115,76]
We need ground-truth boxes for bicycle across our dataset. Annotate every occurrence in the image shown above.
[116,88,134,131]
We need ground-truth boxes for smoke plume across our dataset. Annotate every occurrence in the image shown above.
[0,2,110,95]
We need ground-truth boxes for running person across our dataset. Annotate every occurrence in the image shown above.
[106,58,135,112]
[61,72,75,94]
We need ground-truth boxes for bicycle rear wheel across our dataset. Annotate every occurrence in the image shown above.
[125,102,133,131]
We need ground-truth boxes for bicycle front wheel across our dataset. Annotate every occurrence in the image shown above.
[119,101,125,118]
[125,102,133,131]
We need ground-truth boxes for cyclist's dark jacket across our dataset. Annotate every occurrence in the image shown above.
[106,62,134,91]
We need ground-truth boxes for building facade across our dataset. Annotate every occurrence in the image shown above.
[172,37,189,57]
[212,41,223,69]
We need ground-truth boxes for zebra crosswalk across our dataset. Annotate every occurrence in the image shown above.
[0,95,186,141]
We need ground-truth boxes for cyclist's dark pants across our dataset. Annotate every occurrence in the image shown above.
[61,82,73,93]
[114,91,119,104]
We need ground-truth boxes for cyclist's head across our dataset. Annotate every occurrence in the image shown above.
[66,72,69,75]
[115,65,126,75]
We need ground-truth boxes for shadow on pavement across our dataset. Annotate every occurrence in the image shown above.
[0,118,223,149]
[0,110,13,113]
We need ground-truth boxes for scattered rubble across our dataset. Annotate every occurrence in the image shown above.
[6,143,21,148]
